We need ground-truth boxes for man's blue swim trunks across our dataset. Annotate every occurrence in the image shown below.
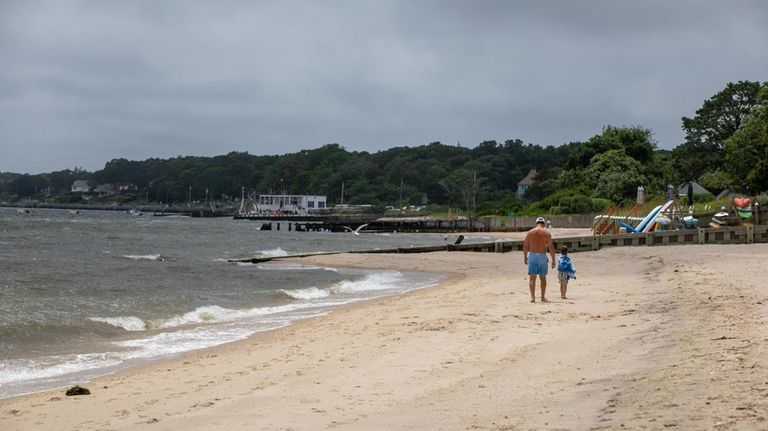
[528,252,549,275]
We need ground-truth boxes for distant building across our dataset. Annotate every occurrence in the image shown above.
[116,182,138,192]
[95,183,114,196]
[71,180,94,193]
[677,181,711,197]
[516,169,537,198]
[257,194,327,216]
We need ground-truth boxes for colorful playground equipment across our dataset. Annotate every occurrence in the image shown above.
[593,196,760,235]
[592,200,693,235]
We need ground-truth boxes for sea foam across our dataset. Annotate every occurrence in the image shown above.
[280,287,330,300]
[333,271,405,293]
[257,247,288,257]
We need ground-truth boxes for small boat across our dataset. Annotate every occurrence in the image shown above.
[709,207,729,228]
[733,197,752,219]
[683,214,699,229]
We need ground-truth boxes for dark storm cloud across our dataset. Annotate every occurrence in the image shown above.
[1,0,766,173]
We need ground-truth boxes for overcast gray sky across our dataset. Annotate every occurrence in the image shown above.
[1,1,766,174]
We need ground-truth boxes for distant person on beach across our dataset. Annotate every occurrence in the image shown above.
[523,217,556,302]
[556,245,576,299]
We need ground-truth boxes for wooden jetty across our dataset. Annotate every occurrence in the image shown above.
[233,214,482,233]
[228,224,768,264]
[233,214,380,232]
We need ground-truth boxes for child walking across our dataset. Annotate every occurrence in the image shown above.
[556,245,576,299]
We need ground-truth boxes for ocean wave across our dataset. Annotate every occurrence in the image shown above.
[0,353,123,386]
[279,287,330,300]
[257,247,288,257]
[332,271,405,294]
[0,270,440,398]
[90,316,147,331]
[151,301,346,330]
[33,272,414,339]
[115,325,257,355]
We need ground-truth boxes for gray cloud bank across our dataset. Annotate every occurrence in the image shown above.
[1,0,766,174]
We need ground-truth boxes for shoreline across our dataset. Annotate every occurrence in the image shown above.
[2,244,766,430]
[0,265,445,401]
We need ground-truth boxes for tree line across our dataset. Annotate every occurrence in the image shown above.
[2,80,766,215]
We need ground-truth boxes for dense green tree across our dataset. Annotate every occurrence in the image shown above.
[583,150,648,202]
[697,169,734,195]
[673,81,764,181]
[723,84,768,193]
[566,125,656,170]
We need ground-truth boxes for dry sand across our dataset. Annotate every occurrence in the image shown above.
[2,242,768,430]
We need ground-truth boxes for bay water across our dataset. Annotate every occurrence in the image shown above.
[0,208,465,398]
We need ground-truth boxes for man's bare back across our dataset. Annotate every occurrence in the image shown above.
[523,226,554,254]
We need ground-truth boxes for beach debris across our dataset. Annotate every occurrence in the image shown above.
[65,385,91,396]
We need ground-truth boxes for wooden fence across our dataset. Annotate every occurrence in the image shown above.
[449,224,768,254]
[481,202,767,231]
[230,225,768,264]
[481,213,599,230]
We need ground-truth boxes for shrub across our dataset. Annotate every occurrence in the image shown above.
[558,194,594,214]
[590,198,612,212]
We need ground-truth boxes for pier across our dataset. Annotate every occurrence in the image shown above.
[233,214,482,233]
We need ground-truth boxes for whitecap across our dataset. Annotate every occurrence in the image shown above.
[332,271,404,294]
[280,287,330,300]
[256,247,289,257]
[152,301,350,330]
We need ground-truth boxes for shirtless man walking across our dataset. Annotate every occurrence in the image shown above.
[523,217,556,302]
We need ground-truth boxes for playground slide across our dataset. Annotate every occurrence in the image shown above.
[620,200,675,234]
[641,200,675,233]
[634,204,663,233]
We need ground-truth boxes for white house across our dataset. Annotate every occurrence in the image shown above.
[257,194,327,216]
[71,180,93,193]
[516,169,537,198]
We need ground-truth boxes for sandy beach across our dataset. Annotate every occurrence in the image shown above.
[2,239,768,430]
